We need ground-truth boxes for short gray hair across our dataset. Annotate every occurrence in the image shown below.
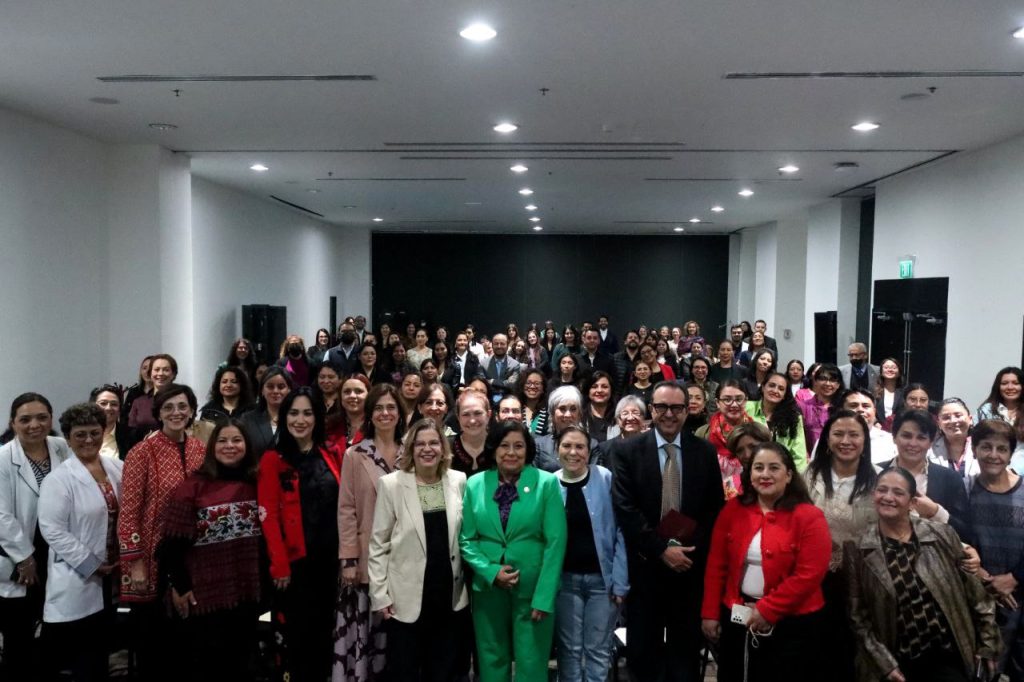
[548,385,583,415]
[613,395,647,424]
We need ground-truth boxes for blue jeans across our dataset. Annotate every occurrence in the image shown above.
[555,572,619,682]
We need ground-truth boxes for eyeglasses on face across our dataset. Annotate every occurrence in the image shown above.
[651,403,686,415]
[717,396,745,406]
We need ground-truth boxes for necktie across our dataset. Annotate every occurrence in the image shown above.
[496,359,504,377]
[661,443,680,518]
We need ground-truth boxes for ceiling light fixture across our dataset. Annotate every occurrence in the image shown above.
[778,165,799,173]
[372,217,384,222]
[510,164,528,173]
[851,121,880,132]
[518,188,534,195]
[524,204,538,211]
[711,205,724,213]
[343,205,357,209]
[689,218,701,224]
[532,225,544,231]
[88,97,119,105]
[673,227,685,233]
[1014,26,1024,39]
[250,164,269,172]
[529,217,541,222]
[148,123,177,131]
[494,122,518,133]
[460,23,497,41]
[738,188,754,197]
[306,189,321,194]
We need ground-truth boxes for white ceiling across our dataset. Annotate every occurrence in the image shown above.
[4,0,1024,233]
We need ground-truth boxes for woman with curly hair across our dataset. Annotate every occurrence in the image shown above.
[745,371,807,472]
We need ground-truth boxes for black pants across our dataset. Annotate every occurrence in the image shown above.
[386,607,471,682]
[278,556,339,682]
[898,648,969,682]
[0,589,43,679]
[820,571,856,682]
[130,599,185,682]
[186,604,258,682]
[625,565,703,682]
[44,609,111,681]
[716,606,825,682]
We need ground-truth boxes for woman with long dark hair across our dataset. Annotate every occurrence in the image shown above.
[223,338,258,388]
[127,353,178,432]
[553,353,583,389]
[308,328,333,366]
[745,371,807,471]
[516,369,550,437]
[161,419,262,681]
[742,349,777,402]
[239,367,294,459]
[796,362,844,456]
[978,367,1024,470]
[582,371,615,442]
[199,366,254,423]
[313,360,346,445]
[873,357,905,425]
[550,325,581,373]
[259,388,343,682]
[353,342,383,386]
[122,356,154,423]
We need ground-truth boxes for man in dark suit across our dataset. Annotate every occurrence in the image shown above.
[612,382,725,682]
[323,321,360,374]
[840,342,880,392]
[576,328,615,381]
[482,333,521,401]
[597,314,620,354]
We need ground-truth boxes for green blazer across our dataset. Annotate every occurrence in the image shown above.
[459,465,568,613]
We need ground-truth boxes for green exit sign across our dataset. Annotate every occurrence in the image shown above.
[899,259,914,279]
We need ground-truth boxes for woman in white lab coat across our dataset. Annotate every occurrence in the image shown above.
[38,403,122,680]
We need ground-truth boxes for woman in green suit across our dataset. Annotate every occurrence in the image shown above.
[460,419,568,682]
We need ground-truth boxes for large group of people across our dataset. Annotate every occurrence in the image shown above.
[0,313,1022,682]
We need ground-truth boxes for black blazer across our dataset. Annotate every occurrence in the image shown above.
[113,424,142,460]
[874,388,905,425]
[611,430,725,569]
[599,331,620,355]
[240,409,277,458]
[442,351,484,390]
[575,350,615,382]
[880,458,972,544]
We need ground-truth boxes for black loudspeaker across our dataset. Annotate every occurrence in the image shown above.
[242,305,288,364]
[329,296,337,342]
[813,311,838,365]
[870,278,948,397]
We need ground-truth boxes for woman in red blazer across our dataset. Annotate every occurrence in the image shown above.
[701,442,831,682]
[257,387,343,682]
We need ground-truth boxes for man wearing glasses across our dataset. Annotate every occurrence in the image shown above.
[612,382,724,682]
[839,342,879,392]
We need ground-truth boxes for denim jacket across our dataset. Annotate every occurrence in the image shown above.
[555,464,629,597]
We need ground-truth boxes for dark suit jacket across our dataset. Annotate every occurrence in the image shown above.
[323,344,359,374]
[611,430,724,570]
[598,330,620,355]
[482,354,521,396]
[442,351,484,390]
[240,409,277,458]
[880,457,972,544]
[575,350,615,382]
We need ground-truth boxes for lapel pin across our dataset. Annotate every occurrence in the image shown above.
[524,486,531,493]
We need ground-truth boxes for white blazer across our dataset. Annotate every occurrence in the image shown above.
[0,436,71,598]
[368,468,468,623]
[37,455,123,622]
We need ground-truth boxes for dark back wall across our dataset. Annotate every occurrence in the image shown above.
[371,233,731,339]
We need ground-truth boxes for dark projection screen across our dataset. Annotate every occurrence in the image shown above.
[371,233,730,337]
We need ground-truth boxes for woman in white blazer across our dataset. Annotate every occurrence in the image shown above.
[368,417,470,681]
[39,403,123,680]
[0,392,70,678]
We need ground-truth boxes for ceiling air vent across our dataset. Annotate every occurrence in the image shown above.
[724,70,1024,79]
[269,196,324,217]
[98,74,375,82]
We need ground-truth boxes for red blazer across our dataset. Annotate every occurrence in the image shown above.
[701,497,830,624]
[257,442,343,579]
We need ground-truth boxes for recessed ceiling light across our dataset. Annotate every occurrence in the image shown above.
[778,165,799,173]
[88,97,119,105]
[689,217,701,224]
[851,121,880,132]
[524,204,538,211]
[711,205,724,213]
[464,201,482,206]
[529,217,541,222]
[1014,26,1024,39]
[250,164,269,172]
[372,217,384,222]
[518,188,534,195]
[673,227,685,233]
[148,123,178,131]
[510,164,528,173]
[738,188,754,197]
[460,23,497,41]
[532,225,544,231]
[494,122,518,133]
[306,189,321,194]
[343,205,357,209]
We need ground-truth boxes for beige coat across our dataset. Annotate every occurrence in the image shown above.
[367,469,468,622]
[338,440,396,583]
[844,518,1000,682]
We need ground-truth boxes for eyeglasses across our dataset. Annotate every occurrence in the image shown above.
[815,376,840,384]
[717,396,745,406]
[524,382,543,389]
[651,403,686,415]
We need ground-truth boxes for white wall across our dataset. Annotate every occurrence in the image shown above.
[873,132,1024,405]
[190,177,371,386]
[0,106,112,411]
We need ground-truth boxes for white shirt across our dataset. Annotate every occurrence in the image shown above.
[741,530,765,599]
[455,351,469,385]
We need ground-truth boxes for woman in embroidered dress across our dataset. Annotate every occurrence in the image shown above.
[118,383,205,681]
[259,388,344,682]
[161,419,262,682]
[333,384,406,681]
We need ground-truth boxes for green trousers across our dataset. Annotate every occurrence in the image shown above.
[472,587,554,682]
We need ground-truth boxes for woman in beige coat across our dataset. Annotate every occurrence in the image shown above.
[333,384,405,681]
[368,418,470,680]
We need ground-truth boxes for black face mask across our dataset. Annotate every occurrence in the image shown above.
[341,331,356,345]
[850,358,866,369]
[288,344,303,358]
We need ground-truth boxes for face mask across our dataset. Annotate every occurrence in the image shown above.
[851,358,866,369]
[341,331,356,345]
[288,344,303,358]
